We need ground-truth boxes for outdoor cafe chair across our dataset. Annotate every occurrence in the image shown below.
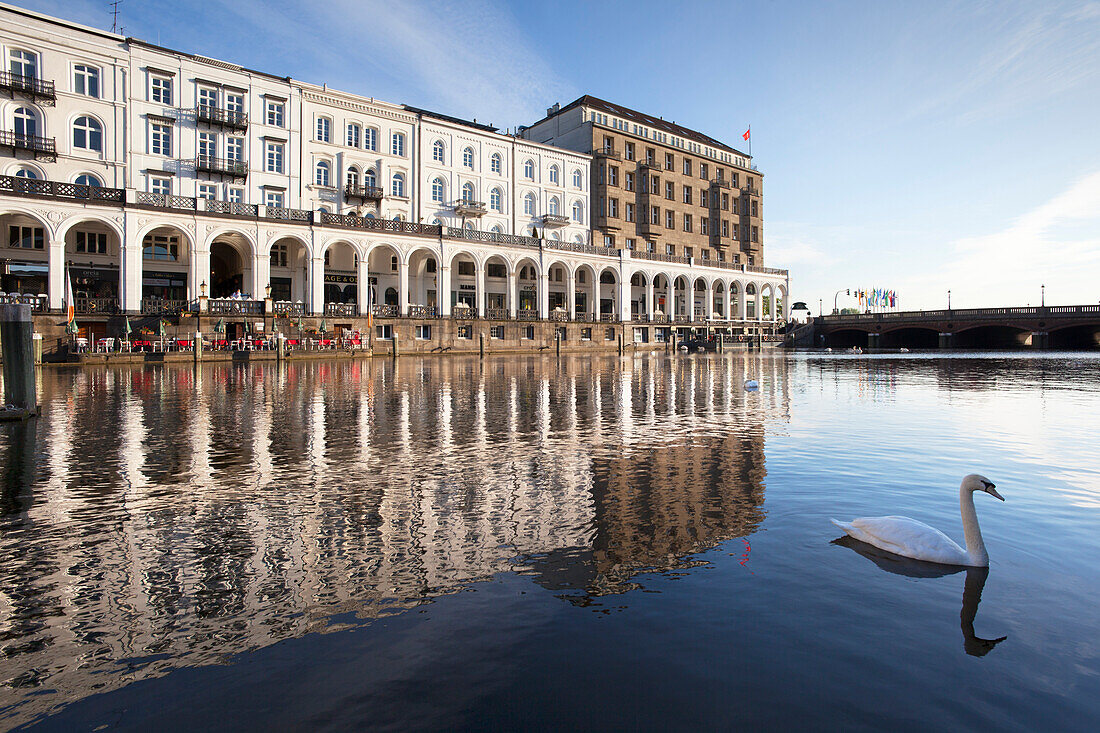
[119,340,132,352]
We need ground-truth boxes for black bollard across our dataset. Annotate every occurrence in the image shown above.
[1,304,38,416]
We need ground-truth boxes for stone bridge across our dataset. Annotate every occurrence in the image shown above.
[815,305,1100,349]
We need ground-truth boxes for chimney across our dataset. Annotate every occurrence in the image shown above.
[547,102,560,116]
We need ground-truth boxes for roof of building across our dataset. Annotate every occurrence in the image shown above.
[532,95,750,159]
[404,105,499,133]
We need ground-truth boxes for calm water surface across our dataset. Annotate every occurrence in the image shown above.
[1,352,1098,730]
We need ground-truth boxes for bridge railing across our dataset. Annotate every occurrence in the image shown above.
[821,304,1100,324]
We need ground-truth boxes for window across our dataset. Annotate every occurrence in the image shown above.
[75,230,107,254]
[572,200,583,223]
[416,324,432,340]
[228,187,244,203]
[12,106,35,139]
[665,153,674,170]
[375,324,393,340]
[752,200,759,217]
[226,93,243,114]
[391,132,405,156]
[608,166,618,187]
[549,164,559,184]
[665,181,674,200]
[346,167,359,188]
[490,187,502,212]
[197,183,216,200]
[198,87,218,111]
[359,127,375,152]
[722,220,729,237]
[581,327,592,341]
[683,186,692,205]
[150,75,172,104]
[523,325,534,340]
[572,168,582,188]
[524,193,536,215]
[142,232,178,260]
[684,215,692,233]
[646,148,656,164]
[9,49,36,78]
[198,131,216,161]
[433,139,445,162]
[548,197,559,216]
[491,153,502,174]
[346,123,361,148]
[316,116,330,142]
[605,327,616,341]
[74,173,101,187]
[391,172,406,197]
[625,202,635,222]
[266,100,284,127]
[13,167,37,179]
[364,169,377,188]
[457,324,473,339]
[665,210,674,229]
[607,198,618,218]
[271,242,289,267]
[227,137,243,161]
[665,244,674,255]
[701,217,709,235]
[700,163,709,179]
[752,226,758,243]
[651,206,660,224]
[683,158,692,176]
[315,160,330,187]
[265,190,284,208]
[461,182,475,203]
[463,146,475,168]
[431,177,444,203]
[457,260,475,277]
[73,65,99,97]
[72,116,103,152]
[9,225,44,250]
[625,238,635,250]
[265,142,284,173]
[625,172,634,192]
[490,325,504,339]
[624,142,635,160]
[523,159,534,179]
[150,176,170,195]
[150,123,171,156]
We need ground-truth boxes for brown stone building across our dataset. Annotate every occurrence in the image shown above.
[520,96,764,266]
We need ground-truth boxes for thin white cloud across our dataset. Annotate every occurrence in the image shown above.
[898,169,1100,308]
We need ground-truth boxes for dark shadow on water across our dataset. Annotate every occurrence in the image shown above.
[1,418,37,516]
[832,535,1007,657]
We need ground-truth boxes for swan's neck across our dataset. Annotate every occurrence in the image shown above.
[960,488,987,566]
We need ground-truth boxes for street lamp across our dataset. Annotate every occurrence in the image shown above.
[948,289,951,310]
[1041,283,1045,307]
[833,288,850,314]
[200,280,207,297]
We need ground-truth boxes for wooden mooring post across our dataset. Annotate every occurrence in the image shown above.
[0,304,39,420]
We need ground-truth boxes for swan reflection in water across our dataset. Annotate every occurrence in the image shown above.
[832,535,1007,657]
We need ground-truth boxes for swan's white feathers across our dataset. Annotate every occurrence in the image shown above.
[831,515,970,565]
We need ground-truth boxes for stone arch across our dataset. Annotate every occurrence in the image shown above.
[407,246,439,311]
[268,234,309,304]
[207,229,257,299]
[597,266,619,318]
[321,238,359,306]
[0,205,53,300]
[58,215,125,306]
[545,258,571,313]
[483,253,510,313]
[367,242,402,309]
[514,255,540,313]
[448,248,479,311]
[573,262,598,317]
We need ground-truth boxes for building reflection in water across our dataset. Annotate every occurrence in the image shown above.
[0,352,789,725]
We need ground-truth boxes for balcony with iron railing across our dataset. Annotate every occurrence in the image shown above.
[344,183,384,201]
[0,131,56,160]
[592,148,621,160]
[196,105,248,131]
[196,156,248,179]
[540,213,570,228]
[0,72,55,103]
[710,178,731,189]
[0,175,124,203]
[741,185,761,196]
[639,160,662,170]
[453,198,487,217]
[75,296,120,314]
[324,302,357,317]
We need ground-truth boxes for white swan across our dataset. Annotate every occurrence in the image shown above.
[831,474,1003,567]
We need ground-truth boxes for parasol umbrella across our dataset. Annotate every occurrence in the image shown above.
[214,318,226,333]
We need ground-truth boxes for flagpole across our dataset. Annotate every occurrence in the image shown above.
[748,125,751,157]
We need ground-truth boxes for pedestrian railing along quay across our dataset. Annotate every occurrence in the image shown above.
[0,293,48,311]
[208,298,263,315]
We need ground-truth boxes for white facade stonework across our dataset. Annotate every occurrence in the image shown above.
[0,3,789,327]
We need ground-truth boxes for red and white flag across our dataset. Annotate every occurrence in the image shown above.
[742,127,751,141]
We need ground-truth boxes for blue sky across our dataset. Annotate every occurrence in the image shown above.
[23,0,1100,311]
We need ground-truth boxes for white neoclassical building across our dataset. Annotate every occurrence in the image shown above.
[0,3,789,345]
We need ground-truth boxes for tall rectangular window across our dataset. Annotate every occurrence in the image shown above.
[625,202,635,222]
[665,210,674,229]
[347,123,360,148]
[364,127,377,151]
[316,117,330,142]
[665,152,674,170]
[227,187,244,203]
[75,230,107,254]
[74,65,99,97]
[198,87,218,110]
[625,172,634,192]
[608,198,618,218]
[683,186,692,204]
[226,93,244,114]
[624,141,634,161]
[683,158,692,176]
[391,132,405,156]
[683,214,692,232]
[150,123,171,156]
[226,137,243,161]
[265,142,284,173]
[150,76,172,104]
[700,163,708,179]
[608,166,618,186]
[198,131,216,161]
[266,100,284,127]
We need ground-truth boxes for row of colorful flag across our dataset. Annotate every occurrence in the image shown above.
[854,288,898,309]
